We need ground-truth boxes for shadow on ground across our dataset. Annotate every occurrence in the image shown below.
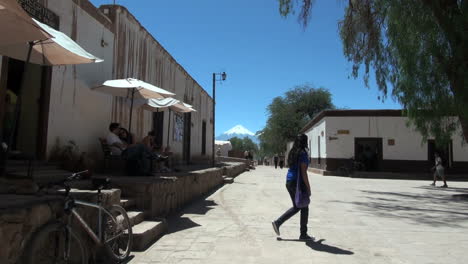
[165,217,202,235]
[164,185,223,235]
[331,186,468,227]
[277,238,354,255]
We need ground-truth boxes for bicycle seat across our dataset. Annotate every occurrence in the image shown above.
[92,178,111,190]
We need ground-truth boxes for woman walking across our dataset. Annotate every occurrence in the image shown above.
[272,134,313,240]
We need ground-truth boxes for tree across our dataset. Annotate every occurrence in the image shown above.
[229,137,244,151]
[242,137,259,154]
[229,136,259,154]
[277,0,468,145]
[259,84,334,155]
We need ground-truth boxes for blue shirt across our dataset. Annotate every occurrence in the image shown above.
[286,151,309,181]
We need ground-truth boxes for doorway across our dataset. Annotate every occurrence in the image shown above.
[1,57,51,159]
[152,111,164,148]
[427,140,452,169]
[201,120,206,155]
[355,137,383,171]
[183,113,191,163]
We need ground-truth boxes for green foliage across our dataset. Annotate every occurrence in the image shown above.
[259,84,334,155]
[277,0,468,144]
[229,136,259,154]
[229,137,243,151]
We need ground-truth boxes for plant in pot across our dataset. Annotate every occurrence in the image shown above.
[49,139,84,172]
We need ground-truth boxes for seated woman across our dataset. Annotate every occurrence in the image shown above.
[106,123,152,176]
[119,127,134,145]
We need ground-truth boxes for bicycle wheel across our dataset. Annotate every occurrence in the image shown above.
[25,221,87,264]
[103,204,133,261]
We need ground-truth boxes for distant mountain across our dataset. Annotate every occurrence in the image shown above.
[216,125,259,144]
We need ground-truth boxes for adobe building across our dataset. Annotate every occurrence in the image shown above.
[299,110,468,174]
[0,0,213,166]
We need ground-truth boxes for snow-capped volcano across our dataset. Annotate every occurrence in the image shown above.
[224,125,255,136]
[216,125,258,144]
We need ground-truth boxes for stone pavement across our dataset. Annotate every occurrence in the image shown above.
[129,166,468,264]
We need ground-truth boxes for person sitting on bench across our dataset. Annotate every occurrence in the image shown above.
[142,131,169,172]
[106,123,153,176]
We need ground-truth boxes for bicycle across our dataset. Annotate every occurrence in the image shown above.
[24,170,133,264]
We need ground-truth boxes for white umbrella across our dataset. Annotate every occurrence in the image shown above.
[182,102,196,112]
[133,98,195,113]
[0,18,103,65]
[130,98,196,146]
[93,78,174,100]
[92,78,175,134]
[0,0,50,45]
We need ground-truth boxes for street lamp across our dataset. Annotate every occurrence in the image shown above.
[212,72,227,167]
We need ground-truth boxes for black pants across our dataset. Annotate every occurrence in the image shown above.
[275,180,309,235]
[274,159,278,168]
[122,144,153,175]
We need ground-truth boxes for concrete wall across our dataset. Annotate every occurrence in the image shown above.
[45,0,115,159]
[112,168,224,218]
[305,119,327,158]
[100,5,213,164]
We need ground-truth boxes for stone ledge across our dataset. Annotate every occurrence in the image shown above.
[108,167,225,218]
[308,168,335,176]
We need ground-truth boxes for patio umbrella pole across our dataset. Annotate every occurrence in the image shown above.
[2,42,34,175]
[128,88,136,135]
[167,109,171,147]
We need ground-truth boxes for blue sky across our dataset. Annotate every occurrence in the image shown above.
[90,0,401,136]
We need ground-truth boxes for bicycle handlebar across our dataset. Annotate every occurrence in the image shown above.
[46,170,89,189]
[69,170,89,180]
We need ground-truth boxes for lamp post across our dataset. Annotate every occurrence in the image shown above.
[212,72,227,167]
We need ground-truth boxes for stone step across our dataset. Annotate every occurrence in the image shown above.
[129,220,167,251]
[126,211,145,227]
[223,176,234,184]
[120,198,136,210]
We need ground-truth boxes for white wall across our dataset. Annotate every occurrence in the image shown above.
[305,119,327,159]
[452,131,468,162]
[324,117,426,160]
[321,116,468,161]
[45,0,114,158]
[285,141,294,159]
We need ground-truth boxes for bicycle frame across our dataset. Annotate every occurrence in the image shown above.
[67,199,119,246]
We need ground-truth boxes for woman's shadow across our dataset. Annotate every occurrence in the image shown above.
[277,238,354,255]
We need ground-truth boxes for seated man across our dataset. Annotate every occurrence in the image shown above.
[141,131,169,171]
[106,123,154,176]
[142,131,156,150]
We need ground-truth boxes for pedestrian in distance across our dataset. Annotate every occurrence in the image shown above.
[272,134,313,240]
[274,154,279,169]
[279,153,285,169]
[431,152,448,188]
